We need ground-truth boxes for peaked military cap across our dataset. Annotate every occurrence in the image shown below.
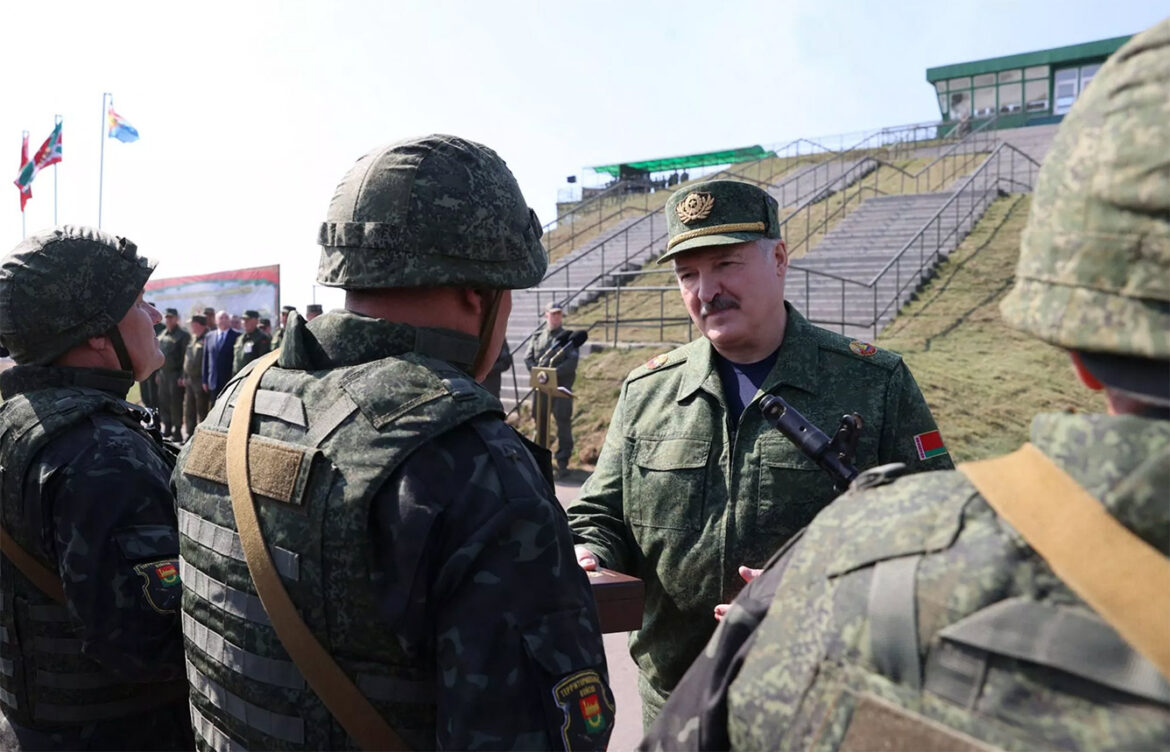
[164,307,179,317]
[243,309,260,319]
[659,180,782,263]
[305,303,323,315]
[281,305,297,313]
[190,314,207,326]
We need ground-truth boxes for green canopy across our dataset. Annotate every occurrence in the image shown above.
[590,145,770,178]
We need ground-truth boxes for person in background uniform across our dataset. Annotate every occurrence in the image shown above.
[138,301,162,414]
[569,179,953,728]
[305,302,323,320]
[259,317,272,336]
[271,304,296,349]
[202,309,238,403]
[525,303,578,473]
[173,135,614,750]
[483,337,513,399]
[202,305,216,326]
[156,307,190,441]
[642,21,1170,751]
[232,309,271,375]
[0,226,192,750]
[181,313,210,436]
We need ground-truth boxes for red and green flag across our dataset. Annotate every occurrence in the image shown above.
[33,121,62,170]
[14,133,33,212]
[913,430,948,461]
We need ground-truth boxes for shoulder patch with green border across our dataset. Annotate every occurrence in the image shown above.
[133,559,181,614]
[553,669,614,750]
[913,430,948,460]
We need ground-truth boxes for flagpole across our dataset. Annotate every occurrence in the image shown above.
[98,92,108,229]
[53,114,61,226]
[20,130,28,240]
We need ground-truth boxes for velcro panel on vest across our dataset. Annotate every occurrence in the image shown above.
[183,428,317,506]
[838,693,997,752]
[925,598,1170,707]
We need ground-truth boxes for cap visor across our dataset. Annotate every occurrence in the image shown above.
[656,231,764,264]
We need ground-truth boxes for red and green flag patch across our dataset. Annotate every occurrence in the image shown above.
[913,430,947,460]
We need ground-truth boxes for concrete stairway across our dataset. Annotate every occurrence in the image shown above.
[787,191,995,339]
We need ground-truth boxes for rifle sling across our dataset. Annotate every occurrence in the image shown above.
[226,350,409,751]
[959,443,1170,682]
[0,526,66,604]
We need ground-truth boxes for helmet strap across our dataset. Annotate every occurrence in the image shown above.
[472,290,503,379]
[105,325,135,374]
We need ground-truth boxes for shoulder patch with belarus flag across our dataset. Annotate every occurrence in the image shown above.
[913,430,948,460]
[133,559,182,614]
[552,669,614,750]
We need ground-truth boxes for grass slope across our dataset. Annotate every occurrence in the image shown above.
[562,194,1103,469]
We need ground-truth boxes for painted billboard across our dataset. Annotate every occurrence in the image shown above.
[144,265,280,320]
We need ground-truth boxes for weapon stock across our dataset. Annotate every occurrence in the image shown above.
[759,394,862,492]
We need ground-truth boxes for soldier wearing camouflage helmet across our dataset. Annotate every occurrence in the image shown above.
[173,134,614,750]
[643,20,1170,751]
[0,226,193,749]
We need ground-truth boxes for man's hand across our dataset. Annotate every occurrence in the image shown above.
[713,565,763,621]
[575,545,599,571]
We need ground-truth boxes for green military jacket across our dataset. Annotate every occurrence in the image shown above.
[643,411,1170,750]
[232,328,271,375]
[568,306,951,717]
[184,331,206,383]
[158,325,190,375]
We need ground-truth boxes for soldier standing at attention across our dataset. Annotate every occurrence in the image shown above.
[525,303,579,473]
[173,135,614,750]
[232,308,271,376]
[643,19,1170,751]
[568,178,952,727]
[157,306,190,441]
[181,313,210,435]
[0,227,192,749]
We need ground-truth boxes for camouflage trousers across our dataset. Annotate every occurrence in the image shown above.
[184,380,210,438]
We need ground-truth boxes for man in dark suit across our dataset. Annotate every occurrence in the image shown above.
[201,310,238,404]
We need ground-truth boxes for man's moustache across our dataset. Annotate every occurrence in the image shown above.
[700,295,740,317]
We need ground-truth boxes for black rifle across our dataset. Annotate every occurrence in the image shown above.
[759,395,862,492]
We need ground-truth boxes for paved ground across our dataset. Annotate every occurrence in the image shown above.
[555,474,645,751]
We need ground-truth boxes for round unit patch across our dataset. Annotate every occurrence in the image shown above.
[645,353,670,370]
[849,340,877,357]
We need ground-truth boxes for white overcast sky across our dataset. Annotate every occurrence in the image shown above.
[4,0,1163,312]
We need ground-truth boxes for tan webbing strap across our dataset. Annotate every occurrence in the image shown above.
[960,443,1170,682]
[226,350,409,751]
[0,526,66,604]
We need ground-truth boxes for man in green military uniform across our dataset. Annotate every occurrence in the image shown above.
[271,304,296,349]
[642,20,1170,751]
[568,178,952,726]
[173,135,613,750]
[232,308,271,375]
[156,307,190,441]
[525,302,580,472]
[180,312,209,436]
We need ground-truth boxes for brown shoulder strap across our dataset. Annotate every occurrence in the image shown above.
[0,526,66,604]
[226,351,409,751]
[960,443,1170,681]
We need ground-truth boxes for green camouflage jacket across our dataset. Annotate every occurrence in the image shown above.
[568,305,951,721]
[642,411,1170,751]
[232,328,271,375]
[157,325,190,375]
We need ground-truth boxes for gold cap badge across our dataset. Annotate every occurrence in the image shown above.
[675,192,715,224]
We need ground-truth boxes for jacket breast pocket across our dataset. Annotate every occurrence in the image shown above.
[757,451,837,537]
[626,437,708,532]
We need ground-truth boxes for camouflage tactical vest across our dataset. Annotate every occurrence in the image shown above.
[175,350,500,750]
[0,386,177,728]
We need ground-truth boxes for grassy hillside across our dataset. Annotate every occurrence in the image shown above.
[560,194,1103,469]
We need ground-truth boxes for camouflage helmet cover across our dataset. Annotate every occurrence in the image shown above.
[317,134,548,290]
[0,225,155,366]
[1001,20,1170,359]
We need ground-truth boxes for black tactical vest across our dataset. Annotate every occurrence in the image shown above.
[175,351,500,750]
